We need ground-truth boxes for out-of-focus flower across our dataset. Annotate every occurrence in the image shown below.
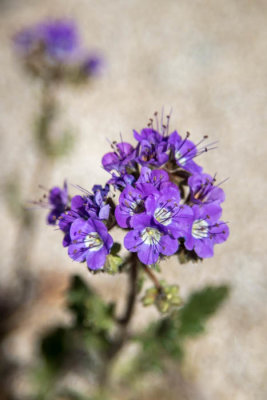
[13,19,102,81]
[46,181,68,225]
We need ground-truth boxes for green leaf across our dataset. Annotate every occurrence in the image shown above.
[67,275,114,331]
[178,285,230,337]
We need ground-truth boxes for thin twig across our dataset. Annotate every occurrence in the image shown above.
[142,264,163,292]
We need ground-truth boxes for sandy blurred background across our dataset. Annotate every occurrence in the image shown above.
[0,0,267,399]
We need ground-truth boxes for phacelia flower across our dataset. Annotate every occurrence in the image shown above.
[59,184,110,247]
[134,128,169,167]
[102,142,136,173]
[108,172,136,190]
[115,184,147,228]
[47,181,68,225]
[13,19,103,81]
[58,195,89,247]
[145,186,193,238]
[68,218,113,270]
[188,172,225,206]
[136,167,176,193]
[168,131,202,174]
[14,19,79,61]
[184,204,229,258]
[124,214,178,265]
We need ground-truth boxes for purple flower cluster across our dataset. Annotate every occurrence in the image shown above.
[14,19,101,78]
[44,113,229,271]
[44,182,112,270]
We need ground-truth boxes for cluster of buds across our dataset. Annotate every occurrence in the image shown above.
[13,19,101,83]
[41,113,229,271]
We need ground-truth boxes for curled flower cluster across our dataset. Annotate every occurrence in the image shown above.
[14,19,101,81]
[44,114,229,270]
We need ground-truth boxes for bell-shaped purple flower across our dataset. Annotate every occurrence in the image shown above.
[145,187,193,238]
[136,167,177,194]
[134,128,169,167]
[108,172,136,190]
[115,185,147,228]
[188,173,225,205]
[184,204,229,258]
[58,194,89,247]
[168,131,202,174]
[102,142,136,173]
[68,218,113,270]
[124,214,178,265]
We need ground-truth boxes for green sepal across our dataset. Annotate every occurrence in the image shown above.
[104,254,123,274]
[142,282,182,313]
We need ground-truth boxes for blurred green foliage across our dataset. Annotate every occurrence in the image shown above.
[34,274,229,399]
[133,284,229,373]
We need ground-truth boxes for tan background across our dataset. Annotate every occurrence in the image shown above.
[0,0,267,399]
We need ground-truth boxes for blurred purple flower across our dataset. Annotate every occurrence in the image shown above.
[14,19,79,61]
[47,181,68,225]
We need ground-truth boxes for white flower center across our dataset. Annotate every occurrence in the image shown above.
[192,219,209,239]
[141,227,161,245]
[175,150,187,166]
[85,232,103,251]
[154,207,172,226]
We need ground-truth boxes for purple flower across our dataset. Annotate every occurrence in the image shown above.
[145,187,193,238]
[14,19,79,61]
[102,142,136,173]
[81,54,102,76]
[184,204,229,258]
[134,128,169,167]
[47,181,68,225]
[188,173,225,205]
[13,27,36,53]
[115,185,147,228]
[136,167,176,193]
[59,184,110,247]
[37,20,79,61]
[107,172,136,190]
[58,195,89,247]
[124,215,178,265]
[74,184,110,221]
[168,131,202,174]
[68,218,113,270]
